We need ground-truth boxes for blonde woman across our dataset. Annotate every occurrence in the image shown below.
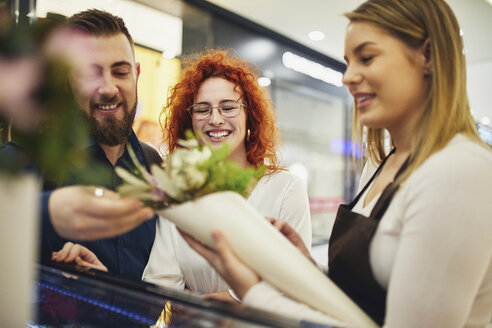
[185,0,492,326]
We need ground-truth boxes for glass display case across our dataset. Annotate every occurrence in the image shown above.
[29,263,335,328]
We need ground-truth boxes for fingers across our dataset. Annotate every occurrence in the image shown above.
[93,187,120,201]
[271,219,293,234]
[267,218,296,236]
[75,257,108,272]
[83,191,146,218]
[178,229,237,279]
[77,244,103,265]
[271,219,305,246]
[50,186,156,241]
[267,219,314,263]
[52,242,108,272]
[212,231,238,269]
[54,199,154,241]
[211,231,260,298]
[179,229,242,274]
[180,229,259,299]
[212,231,251,276]
[51,242,83,264]
[65,243,83,263]
[83,206,154,241]
[73,207,154,241]
[52,242,71,262]
[179,229,218,263]
[77,187,155,239]
[203,292,238,304]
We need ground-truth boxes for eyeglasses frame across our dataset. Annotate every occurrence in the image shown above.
[188,101,246,120]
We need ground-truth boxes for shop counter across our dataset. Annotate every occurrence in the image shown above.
[29,264,335,328]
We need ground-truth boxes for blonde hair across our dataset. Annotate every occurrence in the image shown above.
[346,0,482,184]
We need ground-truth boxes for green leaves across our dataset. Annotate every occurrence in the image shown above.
[196,143,266,199]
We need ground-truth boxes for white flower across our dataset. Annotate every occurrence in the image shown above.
[177,138,199,149]
[150,164,183,200]
[166,146,211,195]
[183,165,207,188]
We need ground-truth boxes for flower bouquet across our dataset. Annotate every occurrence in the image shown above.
[116,133,377,328]
[116,132,264,208]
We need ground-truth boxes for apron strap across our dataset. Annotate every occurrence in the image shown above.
[370,156,410,221]
[348,148,396,208]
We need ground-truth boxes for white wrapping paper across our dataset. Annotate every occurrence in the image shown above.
[159,191,377,328]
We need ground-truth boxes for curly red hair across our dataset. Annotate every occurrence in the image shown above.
[161,49,280,171]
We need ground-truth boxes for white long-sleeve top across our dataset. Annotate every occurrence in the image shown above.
[142,170,312,294]
[242,134,492,328]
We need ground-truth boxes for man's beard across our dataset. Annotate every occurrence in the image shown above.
[87,95,137,146]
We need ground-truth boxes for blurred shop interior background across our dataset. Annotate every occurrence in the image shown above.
[19,0,492,242]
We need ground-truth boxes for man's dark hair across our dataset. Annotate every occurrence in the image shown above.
[66,9,134,46]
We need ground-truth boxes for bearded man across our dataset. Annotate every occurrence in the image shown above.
[40,9,161,281]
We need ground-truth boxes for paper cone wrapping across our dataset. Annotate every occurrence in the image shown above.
[159,191,377,328]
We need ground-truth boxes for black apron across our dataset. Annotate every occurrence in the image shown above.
[328,150,408,326]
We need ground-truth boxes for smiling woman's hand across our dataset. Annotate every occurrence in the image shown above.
[179,229,260,299]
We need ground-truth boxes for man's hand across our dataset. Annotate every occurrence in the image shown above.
[52,241,108,272]
[49,185,155,241]
[179,230,260,299]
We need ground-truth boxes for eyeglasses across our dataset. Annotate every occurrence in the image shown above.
[188,101,245,120]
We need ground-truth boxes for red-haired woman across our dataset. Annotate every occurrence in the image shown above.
[142,50,312,302]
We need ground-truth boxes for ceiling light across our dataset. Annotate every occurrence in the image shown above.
[162,50,176,59]
[240,39,276,61]
[258,77,271,87]
[308,31,325,41]
[282,51,343,87]
[262,70,274,79]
